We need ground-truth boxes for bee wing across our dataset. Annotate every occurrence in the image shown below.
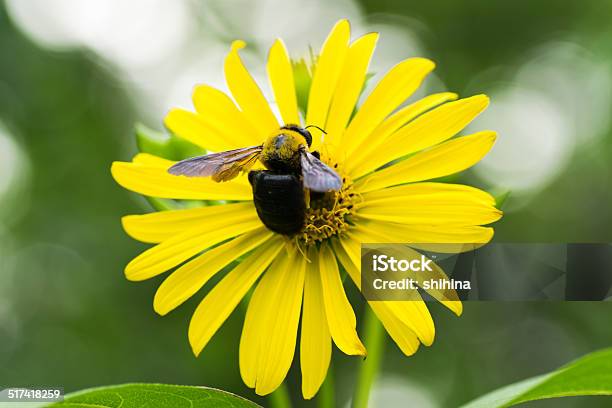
[168,145,262,181]
[211,149,261,182]
[300,149,342,192]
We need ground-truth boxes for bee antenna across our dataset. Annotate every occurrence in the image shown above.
[305,125,327,135]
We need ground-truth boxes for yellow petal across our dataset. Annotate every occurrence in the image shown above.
[319,243,366,356]
[154,227,273,315]
[240,253,283,388]
[124,216,262,281]
[256,249,306,395]
[346,223,463,315]
[339,57,435,157]
[267,39,300,126]
[375,295,434,347]
[164,108,237,152]
[340,221,466,332]
[331,239,420,355]
[333,234,435,345]
[330,237,360,284]
[356,95,490,176]
[355,131,497,193]
[372,93,460,142]
[347,92,458,177]
[356,207,501,227]
[132,153,174,168]
[356,208,471,298]
[368,302,421,356]
[188,237,283,356]
[122,202,256,244]
[225,40,279,138]
[356,183,502,227]
[192,85,262,146]
[240,246,289,388]
[362,182,495,206]
[306,19,351,145]
[240,245,306,395]
[300,246,332,399]
[111,161,252,200]
[325,33,378,148]
[374,245,462,316]
[352,219,494,244]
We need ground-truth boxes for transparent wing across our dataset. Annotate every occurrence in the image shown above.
[168,145,262,182]
[300,149,342,192]
[211,151,261,182]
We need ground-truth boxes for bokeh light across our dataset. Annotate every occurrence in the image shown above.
[6,0,194,69]
[366,376,437,408]
[474,86,573,195]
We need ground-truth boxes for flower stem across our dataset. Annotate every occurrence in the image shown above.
[318,363,335,408]
[352,305,385,408]
[268,383,292,408]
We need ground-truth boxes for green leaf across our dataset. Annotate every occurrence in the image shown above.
[461,348,612,408]
[292,56,314,117]
[48,383,261,408]
[135,123,204,161]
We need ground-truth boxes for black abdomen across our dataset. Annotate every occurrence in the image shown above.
[248,170,305,235]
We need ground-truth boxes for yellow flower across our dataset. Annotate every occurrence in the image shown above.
[111,20,501,399]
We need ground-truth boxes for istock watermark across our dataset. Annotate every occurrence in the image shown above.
[361,243,612,301]
[372,254,433,272]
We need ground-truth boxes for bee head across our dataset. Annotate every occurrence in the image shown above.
[281,124,313,147]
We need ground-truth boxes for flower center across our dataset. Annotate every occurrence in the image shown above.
[299,169,358,245]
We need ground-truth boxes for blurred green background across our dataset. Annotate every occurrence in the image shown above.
[1,0,611,407]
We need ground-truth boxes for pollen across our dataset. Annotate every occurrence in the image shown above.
[300,170,359,245]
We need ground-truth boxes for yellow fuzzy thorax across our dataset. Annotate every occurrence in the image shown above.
[260,129,308,170]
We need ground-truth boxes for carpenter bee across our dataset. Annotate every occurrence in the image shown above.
[168,124,342,235]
